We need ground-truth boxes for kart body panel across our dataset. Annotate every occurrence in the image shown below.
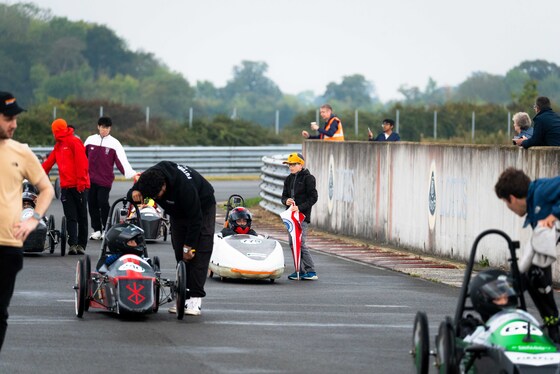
[210,234,284,280]
[89,254,156,314]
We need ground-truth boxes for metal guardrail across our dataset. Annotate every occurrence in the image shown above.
[31,145,301,177]
[259,154,291,215]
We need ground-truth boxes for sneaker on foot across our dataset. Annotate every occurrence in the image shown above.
[89,231,102,240]
[168,305,177,314]
[288,272,301,280]
[301,272,318,280]
[185,297,202,316]
[68,245,78,255]
[76,245,85,255]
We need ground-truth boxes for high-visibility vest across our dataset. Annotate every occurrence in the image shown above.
[322,116,345,141]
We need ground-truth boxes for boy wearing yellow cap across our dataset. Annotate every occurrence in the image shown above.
[281,153,319,280]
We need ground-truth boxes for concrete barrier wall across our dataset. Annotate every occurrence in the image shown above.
[303,141,560,278]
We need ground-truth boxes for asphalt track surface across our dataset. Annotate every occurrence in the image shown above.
[0,180,554,373]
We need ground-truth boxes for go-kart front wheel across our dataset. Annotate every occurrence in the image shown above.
[48,215,56,253]
[411,311,430,374]
[435,317,458,374]
[74,258,87,317]
[152,256,161,313]
[176,261,187,320]
[59,216,67,256]
[84,255,91,312]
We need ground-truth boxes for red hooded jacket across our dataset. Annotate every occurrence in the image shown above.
[42,127,90,191]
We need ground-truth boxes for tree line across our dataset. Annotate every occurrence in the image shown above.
[2,3,557,146]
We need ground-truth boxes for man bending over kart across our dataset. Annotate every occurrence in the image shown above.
[127,161,216,316]
[96,223,146,272]
[221,207,258,237]
[495,168,560,342]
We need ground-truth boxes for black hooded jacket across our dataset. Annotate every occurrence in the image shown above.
[127,161,215,248]
[281,168,318,223]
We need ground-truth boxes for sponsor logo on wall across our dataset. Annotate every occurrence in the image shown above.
[428,160,437,231]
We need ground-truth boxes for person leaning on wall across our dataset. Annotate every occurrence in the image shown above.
[515,96,560,148]
[302,104,344,141]
[368,118,400,142]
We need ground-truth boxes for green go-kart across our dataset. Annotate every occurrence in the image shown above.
[411,229,560,373]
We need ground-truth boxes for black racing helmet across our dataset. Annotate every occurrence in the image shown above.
[228,207,252,234]
[105,223,146,257]
[469,269,517,322]
[22,181,38,208]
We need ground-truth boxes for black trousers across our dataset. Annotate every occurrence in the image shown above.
[524,265,559,326]
[170,204,216,298]
[0,247,23,352]
[61,188,89,248]
[88,183,111,232]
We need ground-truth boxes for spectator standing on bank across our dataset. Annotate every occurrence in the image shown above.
[0,92,54,352]
[84,117,136,240]
[302,104,344,141]
[127,161,216,316]
[281,153,319,280]
[512,112,533,146]
[368,119,401,141]
[515,96,560,147]
[494,168,560,342]
[43,118,90,255]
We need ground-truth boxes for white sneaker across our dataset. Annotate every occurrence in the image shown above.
[168,305,177,314]
[185,297,202,316]
[89,231,102,240]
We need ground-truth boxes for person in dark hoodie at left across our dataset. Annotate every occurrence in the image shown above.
[42,118,90,255]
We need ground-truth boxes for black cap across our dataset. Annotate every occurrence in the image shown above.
[0,92,25,116]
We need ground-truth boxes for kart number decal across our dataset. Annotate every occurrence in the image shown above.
[240,239,262,245]
[118,262,145,273]
[500,321,543,336]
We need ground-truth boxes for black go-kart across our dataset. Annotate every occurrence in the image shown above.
[73,198,187,320]
[411,229,560,373]
[112,198,170,242]
[22,209,66,256]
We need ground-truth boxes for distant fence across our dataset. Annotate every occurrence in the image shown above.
[31,145,301,176]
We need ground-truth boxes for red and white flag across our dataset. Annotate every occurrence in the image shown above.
[280,208,305,278]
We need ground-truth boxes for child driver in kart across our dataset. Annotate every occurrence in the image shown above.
[470,269,518,322]
[221,207,258,237]
[96,223,146,272]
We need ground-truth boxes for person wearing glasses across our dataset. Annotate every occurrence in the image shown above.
[514,96,560,148]
[368,118,401,141]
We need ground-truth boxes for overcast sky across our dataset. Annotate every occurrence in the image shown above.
[15,0,560,102]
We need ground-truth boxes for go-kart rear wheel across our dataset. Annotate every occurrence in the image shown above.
[74,258,87,317]
[163,225,168,241]
[48,215,56,253]
[176,261,187,320]
[153,256,161,313]
[435,318,458,374]
[60,216,67,256]
[411,311,430,374]
[84,255,91,312]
